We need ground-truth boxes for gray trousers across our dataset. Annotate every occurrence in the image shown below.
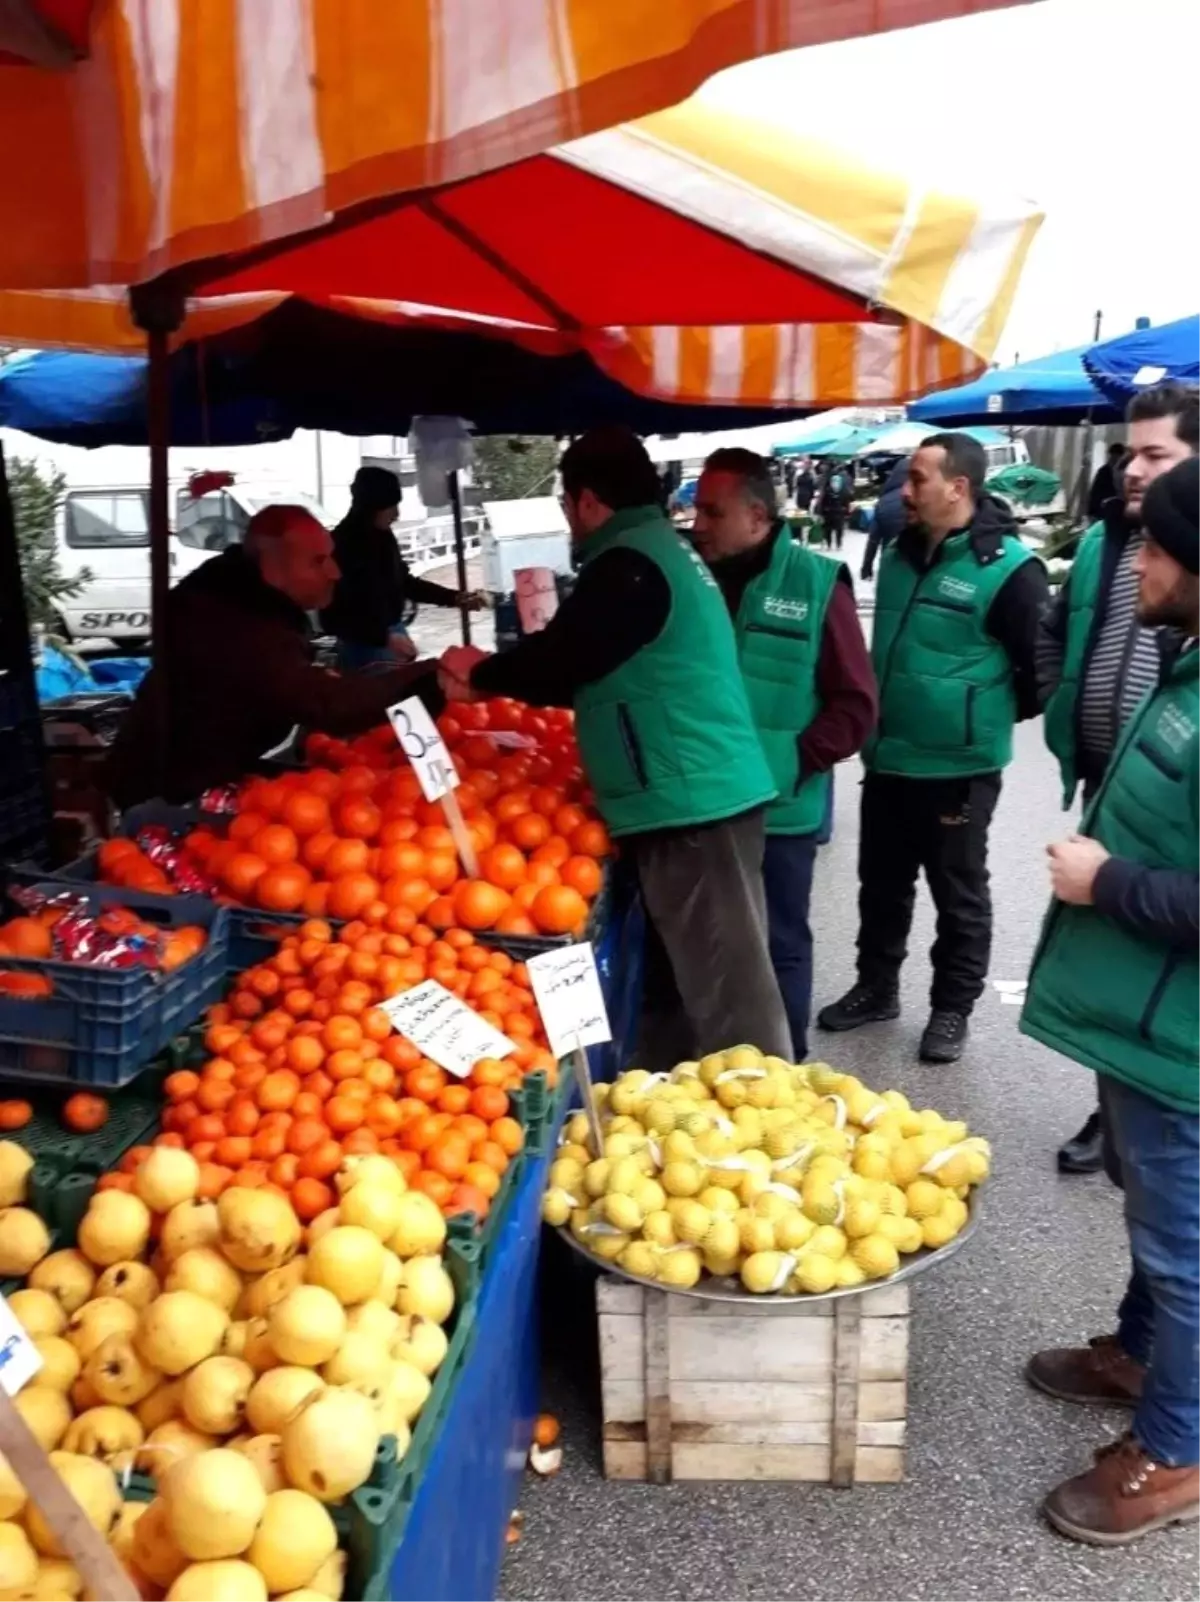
[628,806,793,1071]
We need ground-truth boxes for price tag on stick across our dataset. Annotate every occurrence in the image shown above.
[380,980,515,1079]
[527,943,611,1155]
[387,696,479,877]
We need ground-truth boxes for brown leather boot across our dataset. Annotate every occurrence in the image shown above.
[1043,1436,1200,1545]
[1025,1335,1144,1406]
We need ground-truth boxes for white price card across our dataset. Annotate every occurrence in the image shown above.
[380,980,515,1079]
[0,1296,42,1396]
[526,942,612,1061]
[387,697,459,803]
[514,566,559,634]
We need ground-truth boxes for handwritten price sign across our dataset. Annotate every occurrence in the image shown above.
[380,980,515,1079]
[526,943,612,1061]
[387,696,459,803]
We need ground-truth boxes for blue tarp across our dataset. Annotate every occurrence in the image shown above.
[856,420,1009,456]
[908,345,1116,426]
[1083,316,1199,409]
[0,301,809,445]
[35,645,149,702]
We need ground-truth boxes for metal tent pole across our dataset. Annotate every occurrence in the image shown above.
[129,282,185,795]
[448,470,471,646]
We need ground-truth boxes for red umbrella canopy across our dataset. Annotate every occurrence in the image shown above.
[204,154,869,331]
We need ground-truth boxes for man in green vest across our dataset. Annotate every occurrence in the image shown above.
[439,426,792,1068]
[817,432,1048,1062]
[691,447,877,1057]
[1040,383,1198,1174]
[1022,456,1199,1545]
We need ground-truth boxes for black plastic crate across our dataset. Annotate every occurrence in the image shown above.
[0,884,228,1086]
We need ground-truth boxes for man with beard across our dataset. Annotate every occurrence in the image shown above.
[1022,456,1199,1544]
[1041,384,1199,1172]
[817,432,1048,1063]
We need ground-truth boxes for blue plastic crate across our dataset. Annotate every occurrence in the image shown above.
[0,883,229,1086]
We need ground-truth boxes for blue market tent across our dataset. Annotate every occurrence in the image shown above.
[0,301,809,447]
[907,345,1115,426]
[1083,316,1199,409]
[769,418,875,457]
[853,420,1008,456]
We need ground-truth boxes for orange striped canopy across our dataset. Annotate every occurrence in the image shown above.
[0,96,1042,410]
[0,0,1032,293]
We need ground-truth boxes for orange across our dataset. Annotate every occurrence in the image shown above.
[553,804,587,839]
[301,830,339,871]
[338,797,383,841]
[286,1117,329,1156]
[251,824,300,865]
[452,879,511,931]
[292,1177,335,1221]
[530,887,586,935]
[462,1163,501,1199]
[298,1138,343,1180]
[570,819,611,858]
[323,838,371,878]
[530,835,570,867]
[424,851,459,893]
[256,863,312,912]
[560,855,602,899]
[222,852,270,900]
[410,1170,453,1207]
[282,791,331,839]
[495,909,538,936]
[470,1085,509,1122]
[505,812,551,852]
[479,843,527,892]
[445,1181,492,1218]
[164,1070,201,1103]
[415,825,455,854]
[423,895,457,931]
[229,810,268,843]
[327,871,381,921]
[268,1154,300,1189]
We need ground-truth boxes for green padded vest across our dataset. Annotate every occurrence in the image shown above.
[1022,645,1199,1113]
[865,528,1035,777]
[734,535,842,835]
[1043,521,1105,807]
[572,507,777,837]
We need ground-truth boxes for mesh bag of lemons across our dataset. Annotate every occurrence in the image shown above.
[541,1046,989,1296]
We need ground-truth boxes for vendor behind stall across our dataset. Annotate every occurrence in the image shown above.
[439,426,792,1070]
[320,466,483,669]
[107,504,440,807]
[691,448,877,1058]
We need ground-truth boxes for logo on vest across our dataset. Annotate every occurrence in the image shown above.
[937,575,977,602]
[762,596,809,622]
[1156,700,1195,755]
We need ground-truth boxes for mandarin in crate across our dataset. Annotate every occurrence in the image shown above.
[452,880,510,931]
[530,884,588,935]
[255,866,311,913]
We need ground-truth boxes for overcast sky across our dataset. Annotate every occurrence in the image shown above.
[701,0,1197,362]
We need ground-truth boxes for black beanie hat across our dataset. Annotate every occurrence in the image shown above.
[351,465,402,511]
[1142,456,1199,575]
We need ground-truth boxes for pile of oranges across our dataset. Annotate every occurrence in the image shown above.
[160,698,612,937]
[104,916,556,1226]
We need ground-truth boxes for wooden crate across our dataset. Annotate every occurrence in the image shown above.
[597,1277,909,1485]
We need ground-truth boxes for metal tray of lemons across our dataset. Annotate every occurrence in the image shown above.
[542,1048,988,1305]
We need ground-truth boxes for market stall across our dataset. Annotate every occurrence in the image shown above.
[0,69,1036,1601]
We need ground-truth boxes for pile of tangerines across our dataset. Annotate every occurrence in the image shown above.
[164,699,612,939]
[102,915,556,1226]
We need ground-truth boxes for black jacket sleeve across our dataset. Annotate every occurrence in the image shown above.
[470,548,671,708]
[1092,857,1200,949]
[400,554,463,609]
[1036,569,1070,709]
[986,557,1050,721]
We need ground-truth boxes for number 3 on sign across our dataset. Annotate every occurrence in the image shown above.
[387,697,458,803]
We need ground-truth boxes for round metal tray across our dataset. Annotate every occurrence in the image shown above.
[555,1192,981,1306]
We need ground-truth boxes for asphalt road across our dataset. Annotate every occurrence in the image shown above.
[496,528,1197,1602]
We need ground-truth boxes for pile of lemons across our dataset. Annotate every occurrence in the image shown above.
[541,1047,989,1295]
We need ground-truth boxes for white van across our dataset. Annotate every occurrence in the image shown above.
[52,480,330,647]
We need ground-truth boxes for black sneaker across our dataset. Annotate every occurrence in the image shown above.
[919,1008,968,1063]
[816,983,900,1033]
[1057,1110,1104,1175]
